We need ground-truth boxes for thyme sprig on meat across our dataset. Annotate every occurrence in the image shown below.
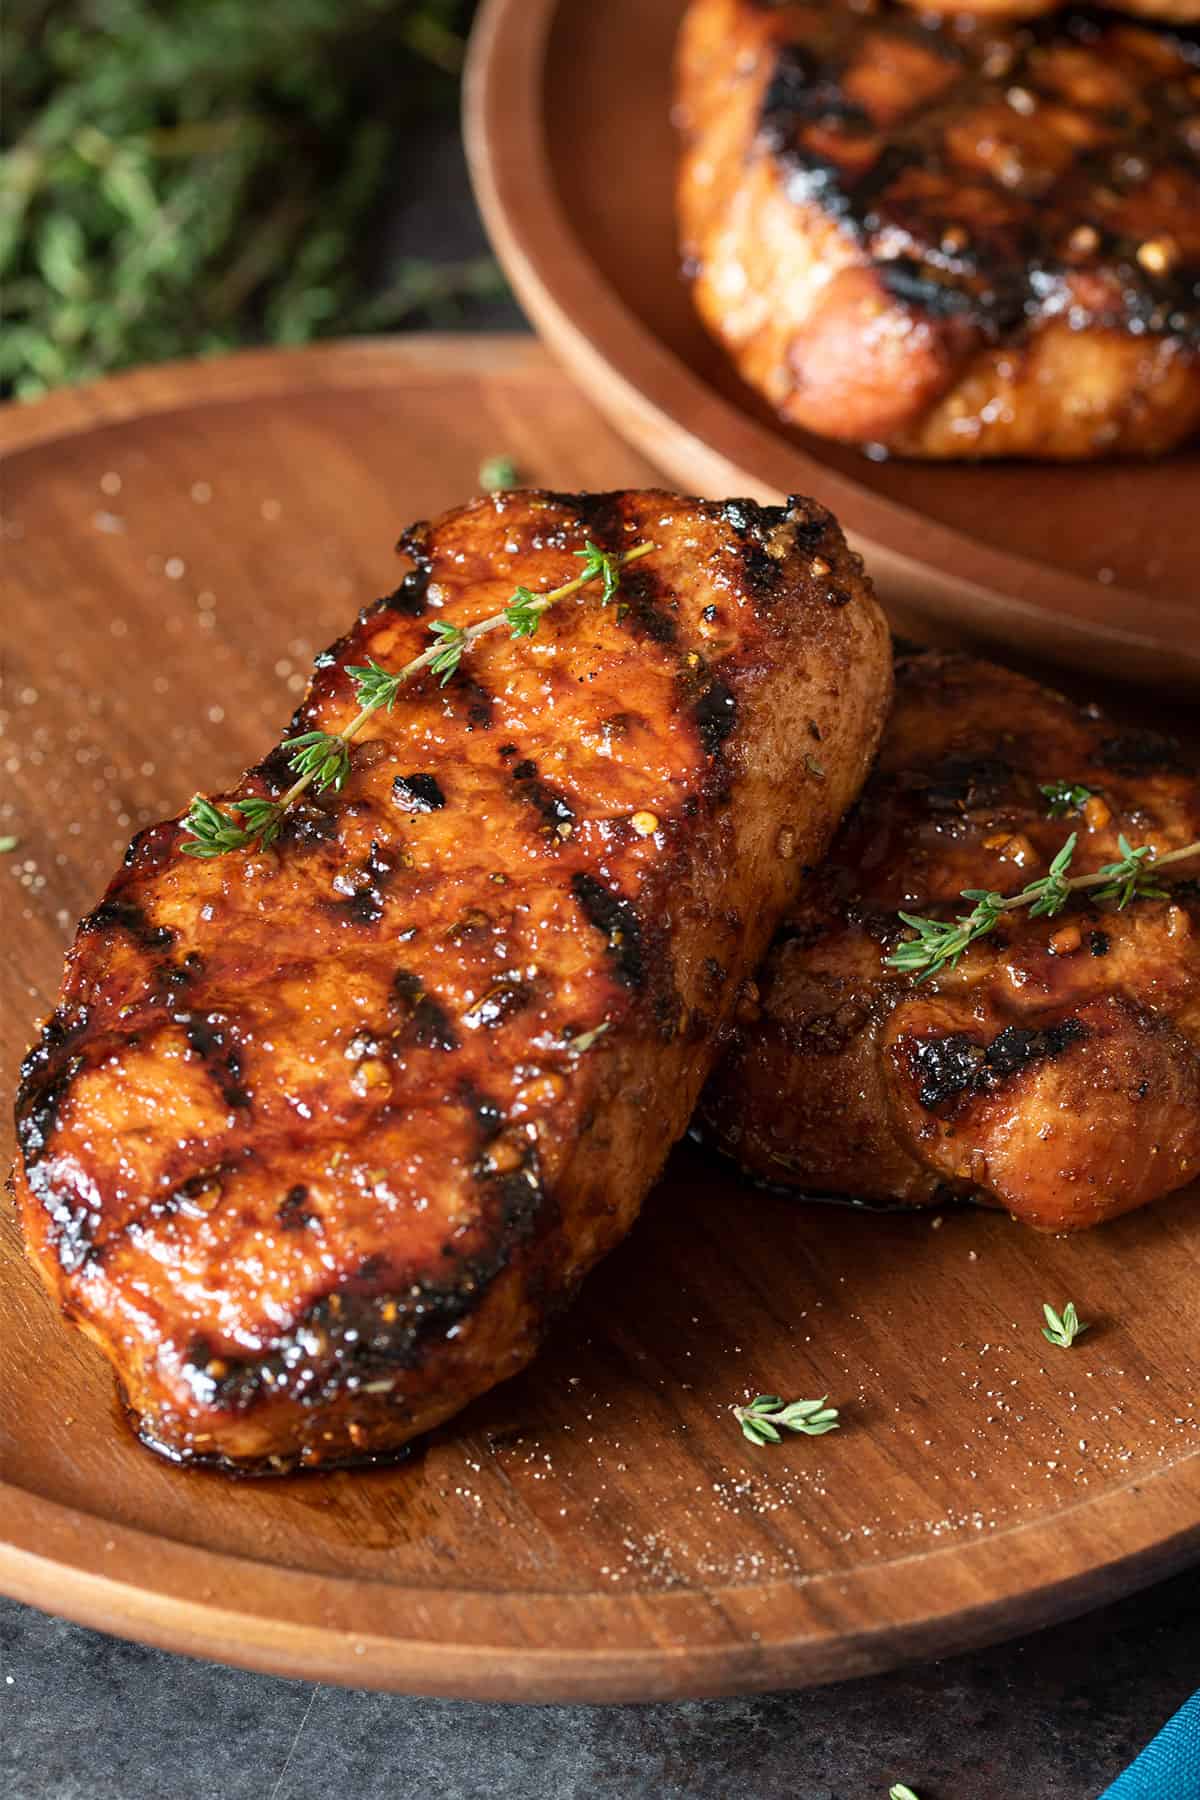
[887,830,1200,982]
[182,539,654,858]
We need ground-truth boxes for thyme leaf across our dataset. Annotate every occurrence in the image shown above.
[734,1394,841,1447]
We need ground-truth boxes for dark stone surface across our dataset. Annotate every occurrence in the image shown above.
[3,1573,1199,1799]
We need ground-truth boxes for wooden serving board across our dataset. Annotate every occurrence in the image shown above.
[465,0,1200,691]
[1,337,1198,1702]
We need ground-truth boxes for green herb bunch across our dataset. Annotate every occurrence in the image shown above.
[2,0,503,397]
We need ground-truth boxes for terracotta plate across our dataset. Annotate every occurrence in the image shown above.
[464,0,1200,690]
[1,339,1198,1702]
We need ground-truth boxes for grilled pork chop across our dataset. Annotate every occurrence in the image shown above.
[699,651,1200,1231]
[676,0,1200,458]
[13,489,890,1473]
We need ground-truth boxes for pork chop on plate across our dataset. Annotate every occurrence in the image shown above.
[699,650,1200,1230]
[13,488,891,1473]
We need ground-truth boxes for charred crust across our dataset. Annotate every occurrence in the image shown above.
[176,1150,551,1429]
[693,679,738,755]
[619,566,678,645]
[380,568,430,617]
[753,10,1200,346]
[461,981,533,1032]
[1093,731,1187,777]
[445,670,494,731]
[15,1012,86,1170]
[719,498,791,600]
[390,969,459,1051]
[185,1013,251,1110]
[246,744,297,791]
[78,898,174,952]
[512,760,576,833]
[537,491,628,546]
[276,801,339,853]
[391,772,446,813]
[911,1017,1087,1112]
[571,872,645,988]
[898,754,1014,815]
[330,840,399,927]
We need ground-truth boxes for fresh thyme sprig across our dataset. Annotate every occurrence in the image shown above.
[734,1394,841,1446]
[181,539,655,858]
[1042,1302,1088,1349]
[890,1786,922,1800]
[887,831,1200,982]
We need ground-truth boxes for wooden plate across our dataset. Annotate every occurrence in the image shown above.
[2,338,1199,1702]
[464,0,1200,691]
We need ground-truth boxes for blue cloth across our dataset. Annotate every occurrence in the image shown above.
[1100,1692,1200,1799]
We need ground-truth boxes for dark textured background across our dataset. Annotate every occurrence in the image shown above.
[3,100,1197,1800]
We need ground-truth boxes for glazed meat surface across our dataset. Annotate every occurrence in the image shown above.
[676,0,1200,458]
[13,489,890,1473]
[699,652,1200,1230]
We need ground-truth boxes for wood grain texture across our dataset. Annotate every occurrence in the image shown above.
[1,337,1198,1701]
[464,0,1200,690]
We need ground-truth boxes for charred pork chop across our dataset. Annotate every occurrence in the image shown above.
[699,651,1200,1231]
[676,0,1200,458]
[13,489,891,1473]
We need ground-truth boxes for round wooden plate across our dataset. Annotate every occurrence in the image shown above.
[1,338,1199,1702]
[464,0,1200,691]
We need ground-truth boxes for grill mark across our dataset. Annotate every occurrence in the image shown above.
[329,840,399,927]
[278,1185,319,1231]
[185,1013,251,1109]
[512,760,576,833]
[390,969,459,1051]
[618,566,678,645]
[571,872,645,988]
[461,980,533,1032]
[392,773,446,813]
[912,1017,1087,1111]
[899,755,1014,814]
[78,899,174,952]
[444,669,494,731]
[1094,731,1187,776]
[15,1016,85,1164]
[754,9,1200,344]
[274,800,339,853]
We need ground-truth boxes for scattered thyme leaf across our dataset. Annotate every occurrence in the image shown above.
[734,1393,840,1446]
[1040,779,1095,819]
[0,835,19,854]
[479,455,519,492]
[890,1785,922,1800]
[1042,1301,1089,1348]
